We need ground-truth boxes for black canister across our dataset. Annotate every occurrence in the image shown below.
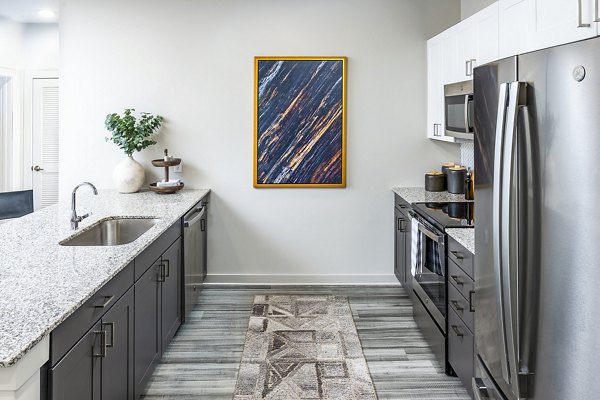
[447,166,467,194]
[441,162,456,176]
[425,171,446,192]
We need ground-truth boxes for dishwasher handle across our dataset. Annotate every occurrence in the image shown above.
[184,207,205,228]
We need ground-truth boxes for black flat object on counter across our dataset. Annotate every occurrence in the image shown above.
[412,201,474,229]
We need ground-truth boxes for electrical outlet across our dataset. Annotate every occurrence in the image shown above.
[172,163,183,173]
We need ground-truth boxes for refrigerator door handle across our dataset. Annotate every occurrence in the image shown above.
[464,95,470,133]
[501,81,527,398]
[492,82,510,385]
[514,104,537,397]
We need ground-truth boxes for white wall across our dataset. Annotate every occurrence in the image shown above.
[0,19,58,73]
[0,16,23,69]
[22,24,59,71]
[60,0,461,283]
[461,0,497,19]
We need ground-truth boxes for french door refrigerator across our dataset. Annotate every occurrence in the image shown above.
[473,37,600,400]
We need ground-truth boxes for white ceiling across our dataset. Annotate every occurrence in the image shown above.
[0,0,59,23]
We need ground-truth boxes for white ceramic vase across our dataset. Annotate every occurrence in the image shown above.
[113,155,145,193]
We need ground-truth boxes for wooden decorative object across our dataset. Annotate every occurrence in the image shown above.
[149,149,184,194]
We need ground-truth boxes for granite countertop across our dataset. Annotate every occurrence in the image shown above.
[0,189,209,368]
[391,187,469,204]
[392,186,474,254]
[446,228,475,255]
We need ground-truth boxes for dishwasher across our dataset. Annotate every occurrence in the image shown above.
[182,201,207,320]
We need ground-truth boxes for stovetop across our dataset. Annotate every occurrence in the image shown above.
[412,201,475,230]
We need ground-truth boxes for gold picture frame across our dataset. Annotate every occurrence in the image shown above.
[253,56,347,188]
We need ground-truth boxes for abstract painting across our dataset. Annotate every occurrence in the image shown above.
[254,57,347,188]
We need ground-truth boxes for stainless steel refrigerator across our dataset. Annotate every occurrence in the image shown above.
[473,37,600,400]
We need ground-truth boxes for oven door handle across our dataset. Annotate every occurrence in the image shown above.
[418,223,442,242]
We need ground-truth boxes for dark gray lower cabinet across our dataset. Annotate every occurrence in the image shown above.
[134,237,182,399]
[49,288,135,400]
[394,195,412,290]
[161,238,182,349]
[102,288,134,400]
[448,307,474,397]
[134,260,162,398]
[47,219,189,400]
[446,236,475,398]
[49,322,102,400]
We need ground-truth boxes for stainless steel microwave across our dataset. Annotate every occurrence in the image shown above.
[444,80,474,140]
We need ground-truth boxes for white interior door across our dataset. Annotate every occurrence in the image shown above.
[32,78,59,210]
[0,74,13,192]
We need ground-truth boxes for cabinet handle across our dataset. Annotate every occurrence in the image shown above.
[450,250,463,260]
[93,330,106,358]
[578,0,591,27]
[397,218,407,232]
[157,264,166,282]
[94,295,114,309]
[200,218,206,232]
[164,259,170,278]
[451,300,464,312]
[469,290,475,312]
[465,60,471,76]
[451,275,464,286]
[451,325,464,337]
[433,123,441,136]
[400,219,408,232]
[595,0,599,22]
[103,322,115,348]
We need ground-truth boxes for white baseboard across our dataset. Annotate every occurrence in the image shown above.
[204,274,400,285]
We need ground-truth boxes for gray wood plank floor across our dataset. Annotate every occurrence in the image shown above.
[141,285,471,400]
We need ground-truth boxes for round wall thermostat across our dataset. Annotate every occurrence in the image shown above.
[573,65,586,82]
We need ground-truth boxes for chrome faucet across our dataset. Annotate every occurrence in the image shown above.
[71,182,98,229]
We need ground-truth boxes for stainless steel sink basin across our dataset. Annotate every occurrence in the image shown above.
[60,217,159,246]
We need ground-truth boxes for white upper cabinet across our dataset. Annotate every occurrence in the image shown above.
[426,3,498,142]
[456,3,499,76]
[475,3,500,66]
[500,0,599,58]
[440,3,500,85]
[499,0,534,57]
[427,35,453,142]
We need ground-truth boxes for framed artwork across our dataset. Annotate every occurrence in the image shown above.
[253,56,347,188]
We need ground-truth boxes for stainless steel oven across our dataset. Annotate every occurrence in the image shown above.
[410,210,449,372]
[444,80,474,140]
[411,213,446,331]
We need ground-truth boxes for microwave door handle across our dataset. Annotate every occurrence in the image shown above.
[492,82,510,386]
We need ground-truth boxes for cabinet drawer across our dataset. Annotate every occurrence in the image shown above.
[135,221,180,280]
[448,307,474,398]
[50,261,134,366]
[448,236,474,279]
[448,279,474,331]
[448,258,474,303]
[394,194,411,212]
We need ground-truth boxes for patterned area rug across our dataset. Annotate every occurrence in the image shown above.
[233,295,377,399]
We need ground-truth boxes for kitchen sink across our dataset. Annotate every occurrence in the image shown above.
[60,217,159,246]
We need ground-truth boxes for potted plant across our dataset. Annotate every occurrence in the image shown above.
[105,108,163,193]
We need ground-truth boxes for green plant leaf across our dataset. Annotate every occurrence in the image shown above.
[105,108,164,155]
